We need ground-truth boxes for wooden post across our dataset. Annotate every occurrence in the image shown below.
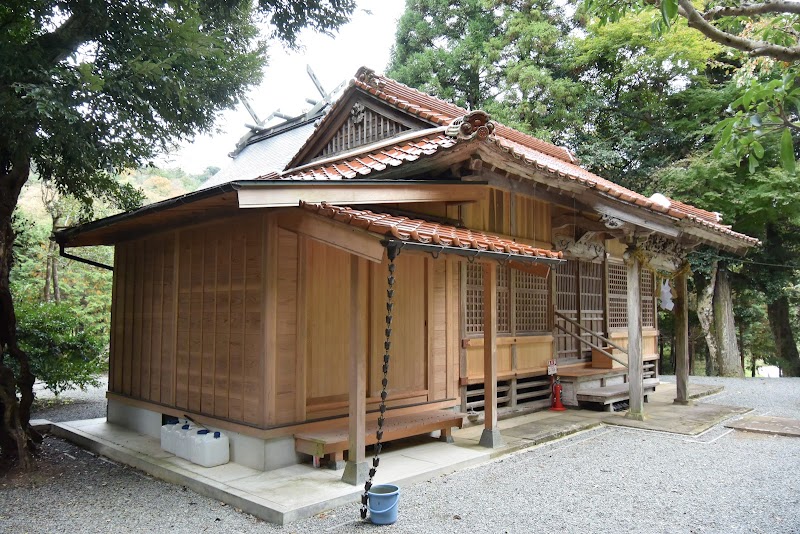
[673,270,692,405]
[626,247,645,421]
[342,255,368,484]
[479,262,504,448]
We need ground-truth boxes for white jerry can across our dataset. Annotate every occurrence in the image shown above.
[189,429,211,464]
[160,420,180,454]
[174,423,196,460]
[192,431,230,468]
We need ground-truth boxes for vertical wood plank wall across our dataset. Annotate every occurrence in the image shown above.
[110,212,267,427]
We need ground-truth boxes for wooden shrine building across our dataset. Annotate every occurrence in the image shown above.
[55,67,758,483]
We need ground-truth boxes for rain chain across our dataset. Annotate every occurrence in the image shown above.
[360,243,399,520]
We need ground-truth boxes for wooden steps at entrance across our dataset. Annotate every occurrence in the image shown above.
[556,359,660,411]
[577,378,660,411]
[294,410,464,468]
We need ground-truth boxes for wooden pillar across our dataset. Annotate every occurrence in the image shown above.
[479,262,504,448]
[673,270,692,405]
[626,247,645,421]
[342,255,368,484]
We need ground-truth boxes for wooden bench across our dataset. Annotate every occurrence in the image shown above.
[294,410,464,469]
[576,378,660,412]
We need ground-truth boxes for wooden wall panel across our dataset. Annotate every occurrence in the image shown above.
[110,244,124,395]
[228,229,246,422]
[160,235,176,405]
[514,196,551,243]
[516,338,553,371]
[122,241,135,396]
[201,229,217,415]
[175,232,192,410]
[213,230,231,420]
[187,231,204,413]
[307,241,351,402]
[242,219,265,425]
[369,254,426,397]
[430,259,447,401]
[275,228,298,424]
[148,238,162,402]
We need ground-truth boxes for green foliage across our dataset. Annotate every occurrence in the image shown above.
[713,69,799,173]
[7,301,106,396]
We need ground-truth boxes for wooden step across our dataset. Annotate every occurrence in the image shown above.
[576,378,660,404]
[295,410,464,467]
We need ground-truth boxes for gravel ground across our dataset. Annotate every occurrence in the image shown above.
[30,376,108,423]
[2,376,798,533]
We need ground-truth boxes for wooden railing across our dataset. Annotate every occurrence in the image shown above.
[553,311,629,368]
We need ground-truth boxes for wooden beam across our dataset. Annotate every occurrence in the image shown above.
[479,262,504,448]
[237,183,487,209]
[626,247,645,420]
[673,272,691,405]
[277,209,386,263]
[342,255,368,484]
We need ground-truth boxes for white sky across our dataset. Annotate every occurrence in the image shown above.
[160,0,407,173]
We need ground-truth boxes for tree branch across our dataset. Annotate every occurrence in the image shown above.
[25,4,104,67]
[678,0,800,62]
[703,1,800,21]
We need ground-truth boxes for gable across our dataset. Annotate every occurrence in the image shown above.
[285,90,435,170]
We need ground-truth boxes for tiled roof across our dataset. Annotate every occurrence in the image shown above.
[273,132,456,181]
[488,137,758,244]
[351,68,575,164]
[300,202,563,260]
[269,67,757,247]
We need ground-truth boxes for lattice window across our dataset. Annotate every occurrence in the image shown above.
[497,265,511,333]
[465,263,484,335]
[608,262,628,329]
[514,269,550,333]
[466,263,548,335]
[641,269,655,328]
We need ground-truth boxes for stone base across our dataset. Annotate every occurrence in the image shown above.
[479,428,505,448]
[673,398,693,406]
[625,410,646,422]
[341,460,369,485]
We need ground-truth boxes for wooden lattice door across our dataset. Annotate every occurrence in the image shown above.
[555,260,579,361]
[579,261,605,357]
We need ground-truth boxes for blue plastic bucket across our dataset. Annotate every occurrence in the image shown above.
[367,484,400,525]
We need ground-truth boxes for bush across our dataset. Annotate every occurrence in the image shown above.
[8,302,107,396]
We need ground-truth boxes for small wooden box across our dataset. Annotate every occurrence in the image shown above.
[592,346,627,369]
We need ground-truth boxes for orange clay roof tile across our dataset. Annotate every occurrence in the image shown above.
[300,202,563,260]
[270,68,758,247]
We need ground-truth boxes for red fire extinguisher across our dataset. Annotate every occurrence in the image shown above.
[550,376,566,411]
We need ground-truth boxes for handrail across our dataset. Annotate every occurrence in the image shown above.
[553,311,629,368]
[554,312,629,354]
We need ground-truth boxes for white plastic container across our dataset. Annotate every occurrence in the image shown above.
[189,429,211,464]
[160,420,180,454]
[174,423,196,460]
[192,431,230,468]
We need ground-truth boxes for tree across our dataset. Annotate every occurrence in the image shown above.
[584,0,800,171]
[0,0,355,469]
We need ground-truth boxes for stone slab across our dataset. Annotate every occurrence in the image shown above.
[603,402,751,435]
[725,416,800,437]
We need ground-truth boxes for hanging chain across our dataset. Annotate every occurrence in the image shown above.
[360,244,398,520]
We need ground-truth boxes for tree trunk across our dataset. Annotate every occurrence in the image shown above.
[766,297,800,376]
[42,249,51,302]
[0,158,36,469]
[713,267,743,377]
[51,253,61,303]
[739,322,745,375]
[696,260,719,376]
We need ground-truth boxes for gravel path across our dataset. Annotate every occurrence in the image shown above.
[3,376,798,533]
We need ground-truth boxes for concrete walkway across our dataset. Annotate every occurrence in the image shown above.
[44,382,739,525]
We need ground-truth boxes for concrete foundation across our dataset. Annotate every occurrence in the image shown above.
[107,399,302,471]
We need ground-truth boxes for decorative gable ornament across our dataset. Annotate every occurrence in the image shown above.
[350,102,365,125]
[446,111,496,141]
[637,235,688,275]
[552,232,606,261]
